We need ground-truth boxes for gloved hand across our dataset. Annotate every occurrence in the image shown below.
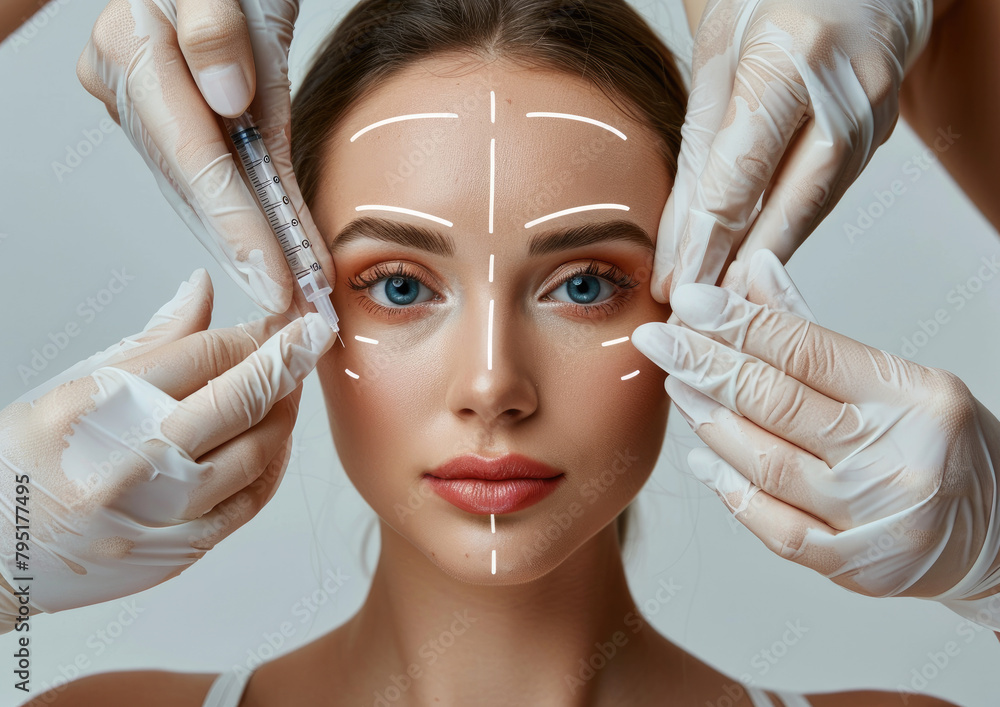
[652,0,933,305]
[75,0,333,319]
[632,249,1000,631]
[0,269,335,634]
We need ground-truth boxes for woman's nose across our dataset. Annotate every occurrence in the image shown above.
[443,295,539,426]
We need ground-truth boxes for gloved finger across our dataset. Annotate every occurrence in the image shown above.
[668,280,899,405]
[668,376,846,528]
[717,258,749,297]
[736,121,861,264]
[651,1,742,303]
[712,246,751,299]
[177,0,255,118]
[687,446,839,568]
[743,248,816,322]
[185,429,294,551]
[107,268,215,363]
[668,46,809,300]
[632,322,860,467]
[179,384,300,520]
[162,311,334,461]
[75,52,121,124]
[78,0,294,313]
[107,312,290,401]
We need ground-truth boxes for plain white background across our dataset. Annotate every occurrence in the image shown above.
[2,0,1000,705]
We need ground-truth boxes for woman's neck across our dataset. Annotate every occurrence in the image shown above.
[334,519,669,706]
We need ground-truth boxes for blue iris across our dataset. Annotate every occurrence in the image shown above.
[565,275,600,304]
[384,276,419,305]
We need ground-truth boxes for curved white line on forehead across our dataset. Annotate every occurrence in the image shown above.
[350,113,459,142]
[620,370,640,381]
[524,203,629,229]
[355,204,454,227]
[525,112,627,141]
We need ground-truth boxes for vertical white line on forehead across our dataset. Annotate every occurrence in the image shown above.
[349,113,459,142]
[489,138,495,234]
[524,204,629,229]
[525,112,627,141]
[355,204,453,227]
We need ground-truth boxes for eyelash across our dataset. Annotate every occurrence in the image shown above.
[345,261,640,319]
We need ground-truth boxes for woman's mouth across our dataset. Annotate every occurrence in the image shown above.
[423,453,565,514]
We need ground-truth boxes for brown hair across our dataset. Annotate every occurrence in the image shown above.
[291,0,687,551]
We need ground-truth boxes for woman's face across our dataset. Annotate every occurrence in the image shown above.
[309,54,673,584]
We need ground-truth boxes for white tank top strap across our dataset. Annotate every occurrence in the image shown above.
[202,668,253,707]
[771,692,813,707]
[746,685,813,706]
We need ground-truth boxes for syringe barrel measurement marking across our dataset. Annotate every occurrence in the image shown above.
[229,125,329,294]
[226,119,339,334]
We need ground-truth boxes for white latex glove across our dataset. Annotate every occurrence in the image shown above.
[75,0,334,319]
[0,269,335,634]
[631,249,1000,631]
[652,0,933,306]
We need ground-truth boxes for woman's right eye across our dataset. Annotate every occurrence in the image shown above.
[346,262,442,317]
[369,275,436,308]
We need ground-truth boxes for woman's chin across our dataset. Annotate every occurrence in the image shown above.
[384,508,611,586]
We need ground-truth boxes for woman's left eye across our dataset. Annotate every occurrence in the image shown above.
[547,274,616,306]
[543,261,640,315]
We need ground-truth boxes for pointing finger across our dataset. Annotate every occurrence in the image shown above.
[669,281,898,405]
[162,312,334,460]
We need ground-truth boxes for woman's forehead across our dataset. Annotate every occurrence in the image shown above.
[319,56,671,245]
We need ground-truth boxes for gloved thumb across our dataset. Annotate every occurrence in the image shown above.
[176,0,256,118]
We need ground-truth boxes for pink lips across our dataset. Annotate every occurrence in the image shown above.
[423,453,565,514]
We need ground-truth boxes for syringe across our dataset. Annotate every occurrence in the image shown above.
[224,111,342,340]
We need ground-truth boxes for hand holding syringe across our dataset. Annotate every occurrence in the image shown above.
[77,0,340,326]
[224,111,342,341]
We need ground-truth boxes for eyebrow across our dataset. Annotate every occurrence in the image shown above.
[327,216,654,257]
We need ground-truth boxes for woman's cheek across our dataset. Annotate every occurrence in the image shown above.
[534,313,668,487]
[316,328,435,466]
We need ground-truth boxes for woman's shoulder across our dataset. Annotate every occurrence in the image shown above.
[802,690,959,707]
[21,669,222,707]
[24,622,348,707]
[644,631,958,707]
[696,684,958,707]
